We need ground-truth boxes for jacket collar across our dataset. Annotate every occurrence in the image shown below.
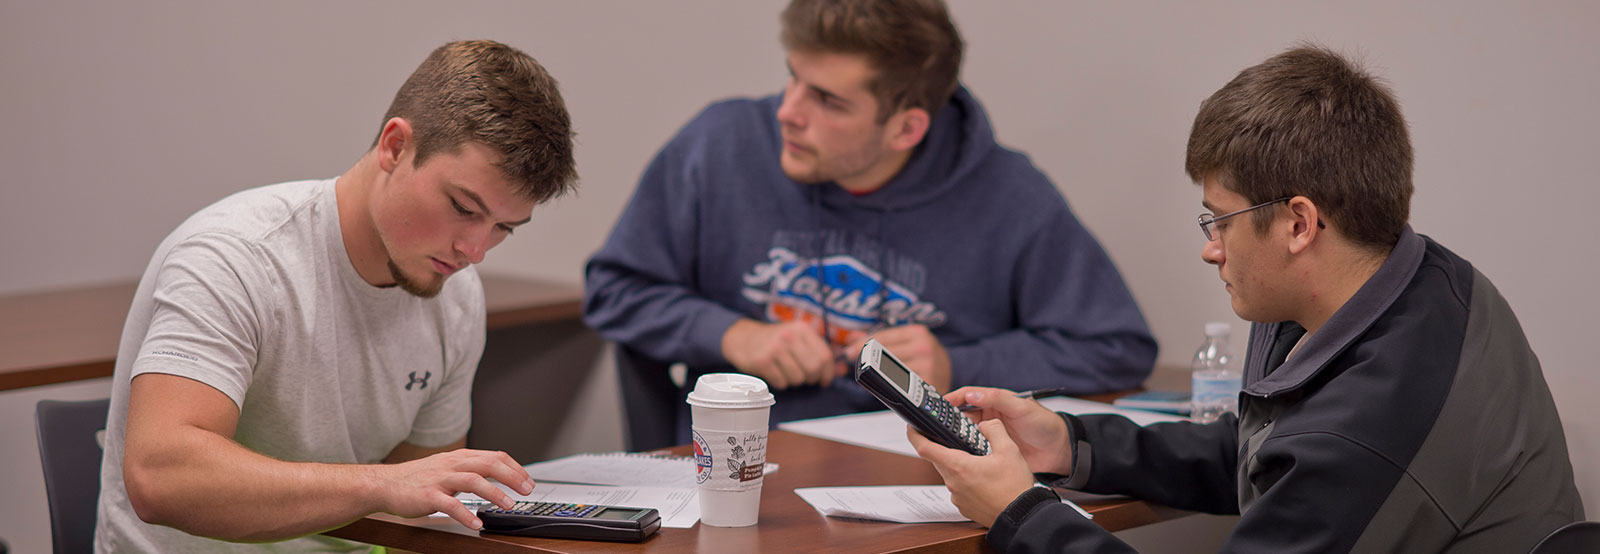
[1243,226,1425,397]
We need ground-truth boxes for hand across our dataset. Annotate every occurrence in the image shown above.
[852,324,951,392]
[721,319,836,389]
[946,387,1074,475]
[372,448,535,530]
[908,419,1037,527]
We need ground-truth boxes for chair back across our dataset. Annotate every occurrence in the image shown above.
[1529,520,1600,554]
[614,345,684,451]
[36,398,111,554]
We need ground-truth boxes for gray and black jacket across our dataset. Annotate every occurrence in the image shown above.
[988,227,1583,553]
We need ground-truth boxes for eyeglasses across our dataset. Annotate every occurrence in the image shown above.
[1197,197,1291,241]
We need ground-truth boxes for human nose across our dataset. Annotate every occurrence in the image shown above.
[455,225,493,265]
[776,81,804,129]
[1201,236,1223,266]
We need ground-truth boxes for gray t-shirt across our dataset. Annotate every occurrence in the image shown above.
[95,178,485,553]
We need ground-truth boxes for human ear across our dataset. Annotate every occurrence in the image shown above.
[1286,197,1320,255]
[375,117,414,174]
[885,107,931,152]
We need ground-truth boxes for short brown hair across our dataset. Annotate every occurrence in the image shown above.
[1185,44,1413,252]
[780,0,963,123]
[376,40,577,203]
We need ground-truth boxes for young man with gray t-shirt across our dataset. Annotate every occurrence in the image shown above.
[94,40,578,552]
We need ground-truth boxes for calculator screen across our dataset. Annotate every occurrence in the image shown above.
[593,508,644,521]
[878,353,912,393]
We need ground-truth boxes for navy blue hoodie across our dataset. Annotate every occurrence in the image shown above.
[584,86,1156,432]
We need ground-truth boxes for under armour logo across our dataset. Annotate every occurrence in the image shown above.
[405,371,432,390]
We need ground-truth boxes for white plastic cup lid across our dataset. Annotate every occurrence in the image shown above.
[1205,322,1231,338]
[686,373,775,409]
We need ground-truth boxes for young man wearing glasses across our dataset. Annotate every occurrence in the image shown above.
[910,44,1583,553]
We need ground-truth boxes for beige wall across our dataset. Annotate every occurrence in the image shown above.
[3,1,1595,552]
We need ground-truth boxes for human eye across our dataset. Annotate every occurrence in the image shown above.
[449,198,473,216]
[816,91,845,110]
[496,223,516,235]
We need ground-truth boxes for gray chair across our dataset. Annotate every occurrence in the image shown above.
[36,398,111,554]
[1529,520,1600,554]
[614,344,684,451]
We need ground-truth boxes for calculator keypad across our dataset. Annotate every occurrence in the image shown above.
[919,382,990,455]
[481,501,599,518]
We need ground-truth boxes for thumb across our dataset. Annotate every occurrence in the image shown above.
[977,419,1019,455]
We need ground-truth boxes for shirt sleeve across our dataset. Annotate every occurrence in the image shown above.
[129,234,266,408]
[582,131,745,367]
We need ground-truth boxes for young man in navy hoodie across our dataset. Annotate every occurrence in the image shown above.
[910,45,1583,553]
[584,0,1157,448]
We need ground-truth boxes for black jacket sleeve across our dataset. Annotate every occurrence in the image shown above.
[987,487,1137,554]
[1073,413,1241,514]
[989,414,1422,553]
[987,412,1240,553]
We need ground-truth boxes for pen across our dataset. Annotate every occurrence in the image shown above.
[957,386,1072,412]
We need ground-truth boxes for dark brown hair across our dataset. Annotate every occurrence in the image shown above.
[376,40,577,203]
[1186,44,1413,251]
[780,0,963,123]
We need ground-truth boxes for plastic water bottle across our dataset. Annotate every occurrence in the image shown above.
[1191,322,1241,423]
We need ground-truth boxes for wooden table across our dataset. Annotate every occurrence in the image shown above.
[0,274,583,391]
[324,430,1190,553]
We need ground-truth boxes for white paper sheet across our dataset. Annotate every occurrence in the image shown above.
[778,396,1188,458]
[795,485,1093,524]
[451,482,702,528]
[793,486,969,523]
[523,452,776,489]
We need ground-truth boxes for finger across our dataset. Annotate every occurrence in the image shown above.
[804,351,835,386]
[794,330,836,384]
[760,359,791,390]
[761,345,796,389]
[481,451,535,495]
[843,337,867,361]
[776,346,811,387]
[456,473,518,511]
[976,419,1020,456]
[943,387,973,405]
[869,326,908,349]
[874,324,932,348]
[789,347,825,386]
[945,387,1003,410]
[954,386,1036,417]
[436,493,484,530]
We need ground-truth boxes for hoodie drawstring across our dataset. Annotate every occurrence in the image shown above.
[812,187,894,373]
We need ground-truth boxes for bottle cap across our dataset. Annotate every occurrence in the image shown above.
[1205,322,1231,338]
[686,373,776,409]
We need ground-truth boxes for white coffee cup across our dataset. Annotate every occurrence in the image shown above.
[686,373,775,527]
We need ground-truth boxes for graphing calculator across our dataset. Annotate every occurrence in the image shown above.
[478,500,662,542]
[856,339,991,456]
